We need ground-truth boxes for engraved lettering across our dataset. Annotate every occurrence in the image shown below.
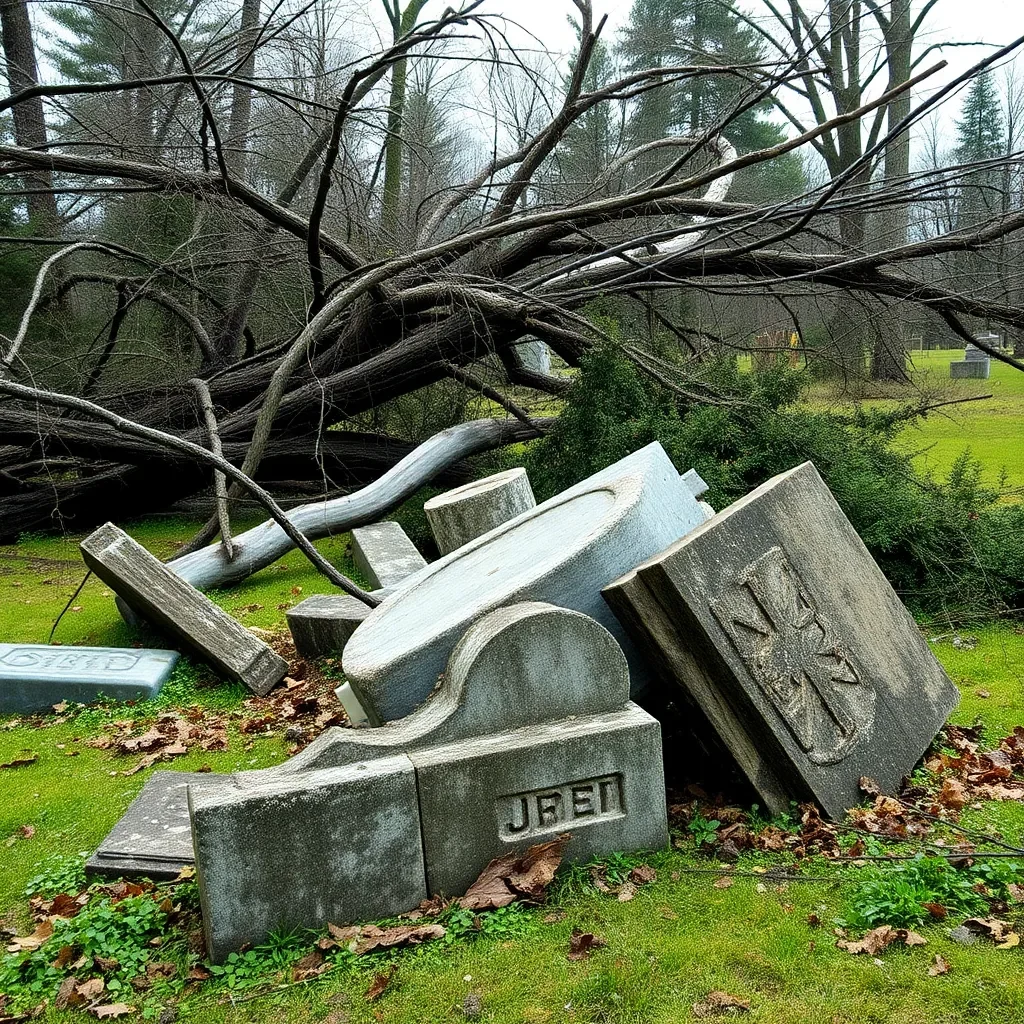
[572,785,595,817]
[710,545,875,766]
[506,797,530,834]
[0,648,143,673]
[497,775,624,840]
[536,792,562,825]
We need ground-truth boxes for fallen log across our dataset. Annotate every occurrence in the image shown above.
[168,416,552,590]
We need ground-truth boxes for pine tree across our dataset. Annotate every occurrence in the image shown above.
[954,73,1006,231]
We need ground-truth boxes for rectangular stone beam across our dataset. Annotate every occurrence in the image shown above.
[81,523,288,696]
[350,522,427,590]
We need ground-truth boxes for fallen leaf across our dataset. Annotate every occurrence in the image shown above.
[55,976,85,1010]
[6,919,53,952]
[997,932,1021,949]
[714,877,734,890]
[616,882,637,903]
[837,926,926,953]
[567,929,606,961]
[458,835,569,910]
[93,956,118,973]
[1008,883,1024,904]
[693,990,751,1017]
[78,977,105,1000]
[806,914,821,928]
[938,778,969,811]
[364,965,396,1002]
[185,965,211,982]
[0,754,37,770]
[328,923,362,942]
[353,923,446,955]
[963,917,1015,943]
[922,902,947,920]
[928,954,951,976]
[52,943,81,969]
[629,865,656,885]
[292,949,328,981]
[89,1004,134,1019]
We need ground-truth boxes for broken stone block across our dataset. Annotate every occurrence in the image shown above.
[603,460,960,819]
[80,523,288,696]
[424,468,536,555]
[0,644,178,714]
[285,593,372,660]
[350,521,426,589]
[343,443,707,723]
[284,601,634,772]
[86,771,224,879]
[189,755,426,963]
[412,705,667,897]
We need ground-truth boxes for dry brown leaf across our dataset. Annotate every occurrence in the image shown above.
[353,923,446,955]
[54,976,85,1011]
[6,919,53,952]
[77,978,105,1000]
[616,882,637,903]
[458,834,569,910]
[89,1003,134,1019]
[837,926,926,955]
[938,778,969,811]
[185,965,211,982]
[364,965,396,1002]
[922,903,947,920]
[328,923,362,942]
[963,917,1014,942]
[567,929,606,961]
[1006,883,1024,903]
[928,954,951,976]
[629,864,656,885]
[714,877,734,890]
[693,991,751,1017]
[292,949,328,981]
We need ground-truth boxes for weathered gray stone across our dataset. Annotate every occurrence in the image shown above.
[189,756,426,962]
[603,460,960,820]
[86,771,224,879]
[424,468,537,556]
[350,521,427,589]
[343,443,708,723]
[517,337,552,374]
[285,594,372,660]
[412,706,667,897]
[680,468,709,498]
[283,602,632,772]
[80,523,288,696]
[964,344,989,361]
[0,644,178,713]
[950,359,990,379]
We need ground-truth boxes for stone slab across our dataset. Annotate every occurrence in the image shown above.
[950,359,990,379]
[81,523,288,696]
[603,460,960,819]
[350,521,427,589]
[86,771,224,879]
[343,443,707,723]
[964,345,989,361]
[411,706,668,897]
[189,756,426,962]
[424,468,537,556]
[680,468,709,499]
[0,644,178,713]
[286,593,372,660]
[285,601,632,773]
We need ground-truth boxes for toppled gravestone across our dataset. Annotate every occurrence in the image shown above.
[343,443,708,724]
[87,771,224,878]
[0,644,178,714]
[80,523,288,696]
[350,521,427,589]
[424,467,537,555]
[152,602,665,961]
[603,460,960,819]
[285,593,372,660]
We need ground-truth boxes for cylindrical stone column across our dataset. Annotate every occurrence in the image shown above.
[424,467,536,556]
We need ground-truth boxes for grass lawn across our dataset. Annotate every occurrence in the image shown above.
[2,524,1024,1023]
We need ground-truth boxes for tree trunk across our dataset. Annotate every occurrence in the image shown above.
[0,0,60,233]
[225,0,260,176]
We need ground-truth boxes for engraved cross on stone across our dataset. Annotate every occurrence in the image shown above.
[710,546,867,765]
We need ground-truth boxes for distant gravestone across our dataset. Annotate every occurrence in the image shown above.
[603,461,960,820]
[0,644,178,714]
[350,521,427,589]
[285,593,373,660]
[80,523,288,696]
[424,468,536,556]
[87,771,224,879]
[178,602,667,960]
[950,359,990,379]
[343,443,709,723]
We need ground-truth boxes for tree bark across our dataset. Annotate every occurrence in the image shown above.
[0,0,60,233]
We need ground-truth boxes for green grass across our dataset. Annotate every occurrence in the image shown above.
[3,523,1024,1021]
